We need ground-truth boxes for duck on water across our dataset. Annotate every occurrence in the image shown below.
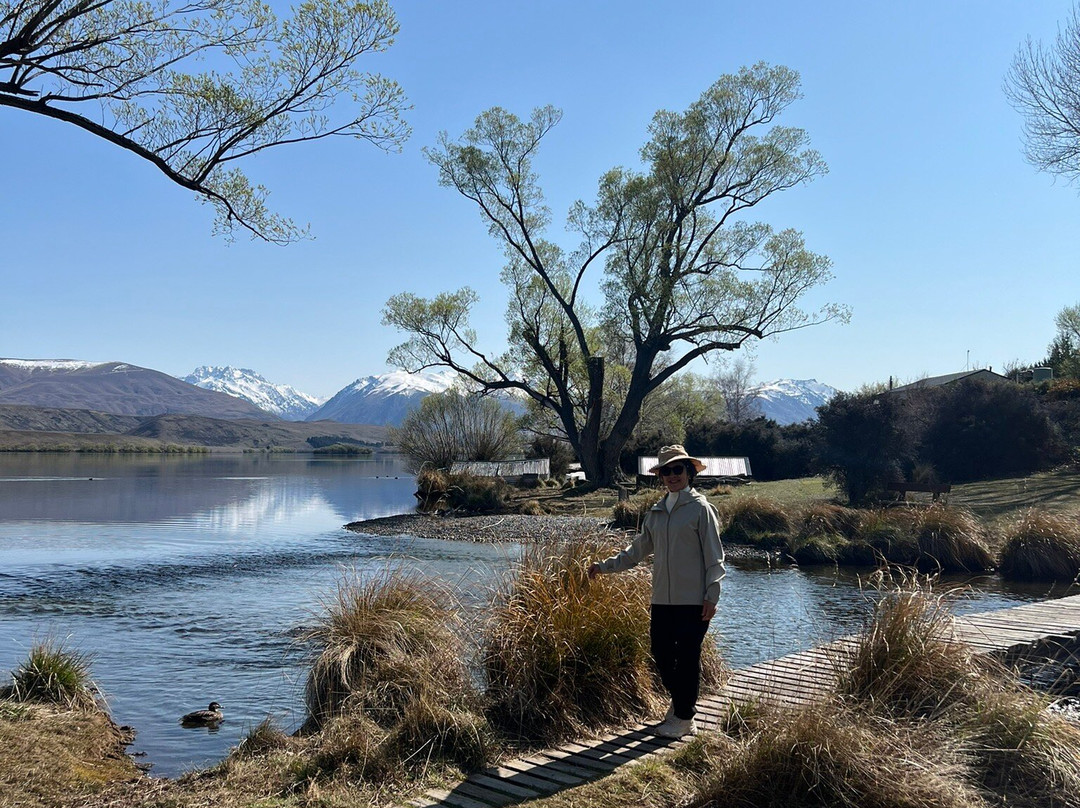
[180,702,223,727]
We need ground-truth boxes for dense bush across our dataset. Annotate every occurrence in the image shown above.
[817,381,1067,506]
[816,392,915,506]
[686,418,818,481]
[922,380,1066,482]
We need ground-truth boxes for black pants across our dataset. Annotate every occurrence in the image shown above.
[650,604,710,720]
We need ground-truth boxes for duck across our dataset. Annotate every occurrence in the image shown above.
[180,702,223,726]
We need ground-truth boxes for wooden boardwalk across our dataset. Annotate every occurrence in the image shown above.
[407,594,1080,808]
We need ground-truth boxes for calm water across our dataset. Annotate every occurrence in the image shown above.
[0,454,1063,776]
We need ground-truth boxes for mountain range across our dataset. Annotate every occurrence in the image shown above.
[183,365,323,420]
[0,359,837,444]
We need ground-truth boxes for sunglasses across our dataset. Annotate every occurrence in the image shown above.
[658,464,688,477]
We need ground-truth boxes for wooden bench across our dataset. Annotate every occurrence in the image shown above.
[887,481,951,502]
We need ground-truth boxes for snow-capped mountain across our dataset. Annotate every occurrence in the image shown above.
[183,366,323,420]
[749,379,838,425]
[307,369,458,426]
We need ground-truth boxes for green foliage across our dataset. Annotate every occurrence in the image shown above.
[2,641,96,710]
[687,418,819,482]
[922,381,1065,482]
[385,63,845,487]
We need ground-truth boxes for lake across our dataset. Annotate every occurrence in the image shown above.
[0,453,1060,777]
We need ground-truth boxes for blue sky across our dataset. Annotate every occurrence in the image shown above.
[3,0,1078,399]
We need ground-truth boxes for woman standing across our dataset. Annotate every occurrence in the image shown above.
[588,445,725,738]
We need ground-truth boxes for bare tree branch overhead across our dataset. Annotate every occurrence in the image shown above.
[1007,4,1080,186]
[0,0,409,243]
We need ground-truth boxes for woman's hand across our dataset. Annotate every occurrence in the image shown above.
[587,563,601,580]
[701,600,716,621]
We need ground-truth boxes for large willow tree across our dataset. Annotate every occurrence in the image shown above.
[1,0,408,243]
[384,64,846,486]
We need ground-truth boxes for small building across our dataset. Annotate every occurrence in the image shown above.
[885,368,1010,395]
[450,458,550,484]
[636,455,752,485]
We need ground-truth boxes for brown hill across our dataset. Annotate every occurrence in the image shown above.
[0,359,273,419]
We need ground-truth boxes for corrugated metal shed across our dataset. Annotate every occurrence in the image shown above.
[637,456,752,477]
[450,458,550,477]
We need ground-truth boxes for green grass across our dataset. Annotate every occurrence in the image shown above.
[1,641,97,710]
[951,469,1080,522]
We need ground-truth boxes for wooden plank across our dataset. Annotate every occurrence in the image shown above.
[492,758,584,787]
[420,788,493,808]
[539,747,620,772]
[517,753,602,779]
[466,772,544,799]
[451,781,515,806]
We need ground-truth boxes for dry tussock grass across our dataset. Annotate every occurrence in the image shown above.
[999,509,1080,581]
[482,534,726,743]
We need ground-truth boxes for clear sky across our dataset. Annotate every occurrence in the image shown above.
[3,0,1078,399]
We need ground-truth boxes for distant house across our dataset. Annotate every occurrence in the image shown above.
[884,369,1011,396]
[636,455,752,482]
[450,458,550,483]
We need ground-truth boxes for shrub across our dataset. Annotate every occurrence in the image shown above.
[716,496,792,548]
[922,380,1066,482]
[482,535,726,743]
[999,509,1080,581]
[391,389,521,472]
[444,473,512,513]
[2,641,96,710]
[611,491,658,530]
[302,571,480,738]
[910,506,994,573]
[816,391,914,506]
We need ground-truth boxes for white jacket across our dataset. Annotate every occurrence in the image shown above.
[598,487,726,605]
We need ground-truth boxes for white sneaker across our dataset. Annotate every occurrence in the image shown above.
[655,715,697,739]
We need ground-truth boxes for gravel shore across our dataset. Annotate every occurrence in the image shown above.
[345,512,769,560]
[345,513,616,543]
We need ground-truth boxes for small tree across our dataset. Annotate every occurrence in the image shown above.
[384,64,846,487]
[816,391,913,506]
[712,356,761,423]
[1,0,408,243]
[391,389,521,472]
